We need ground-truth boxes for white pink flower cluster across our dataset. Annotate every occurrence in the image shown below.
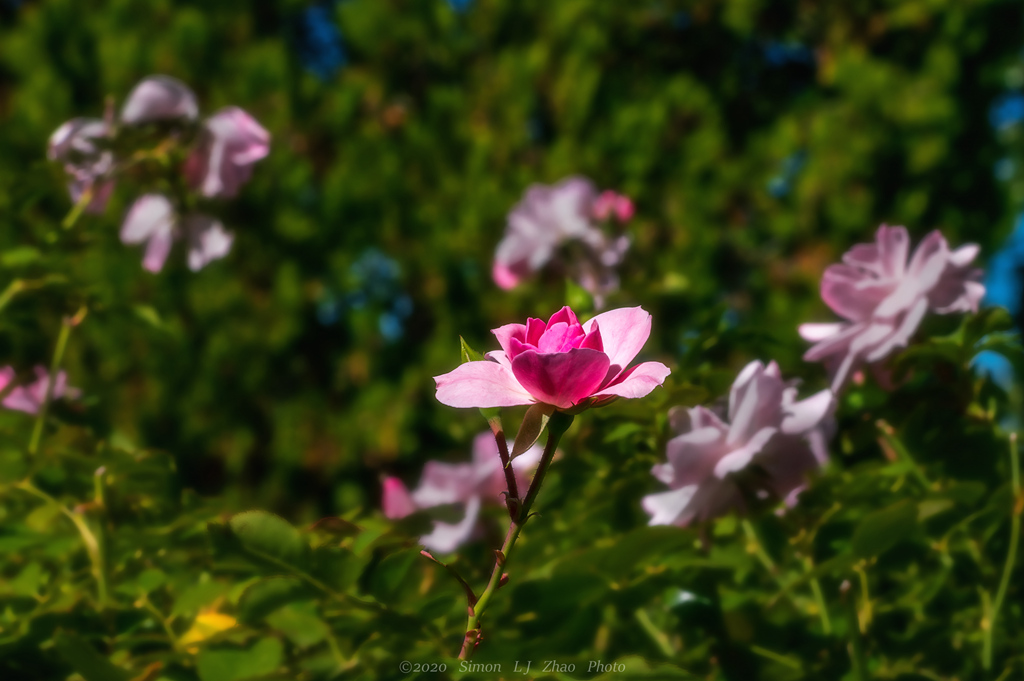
[643,226,983,527]
[48,75,270,273]
[493,177,633,308]
[382,433,543,553]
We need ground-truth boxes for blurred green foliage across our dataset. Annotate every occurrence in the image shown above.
[3,0,1024,679]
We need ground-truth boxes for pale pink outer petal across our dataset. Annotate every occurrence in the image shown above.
[492,261,520,289]
[820,264,895,322]
[643,486,698,526]
[510,348,610,409]
[382,477,417,519]
[798,323,846,342]
[411,460,479,507]
[434,360,535,408]
[420,496,481,553]
[581,306,652,375]
[781,389,834,435]
[183,214,234,271]
[876,225,910,278]
[120,194,177,273]
[191,106,271,198]
[2,388,39,414]
[0,366,15,393]
[864,297,928,363]
[714,426,778,477]
[120,75,199,124]
[590,361,670,400]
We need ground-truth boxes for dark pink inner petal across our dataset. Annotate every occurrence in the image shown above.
[546,305,580,328]
[511,348,610,409]
[579,321,603,352]
[525,317,547,346]
[536,321,585,353]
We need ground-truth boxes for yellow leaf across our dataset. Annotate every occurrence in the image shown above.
[179,610,237,651]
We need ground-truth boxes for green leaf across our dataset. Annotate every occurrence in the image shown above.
[368,550,419,604]
[0,246,41,267]
[196,638,284,681]
[511,403,555,459]
[459,336,484,363]
[265,604,330,649]
[53,632,131,681]
[238,577,312,624]
[851,500,918,558]
[210,511,310,574]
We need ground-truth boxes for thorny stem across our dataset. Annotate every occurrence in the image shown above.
[457,411,574,660]
[487,415,519,519]
[984,433,1021,671]
[28,306,86,457]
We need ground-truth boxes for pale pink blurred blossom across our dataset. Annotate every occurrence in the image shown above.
[435,306,670,411]
[120,194,233,273]
[184,106,271,198]
[382,433,544,552]
[47,118,115,214]
[799,225,984,391]
[0,366,80,415]
[642,360,833,527]
[119,75,199,124]
[493,177,633,307]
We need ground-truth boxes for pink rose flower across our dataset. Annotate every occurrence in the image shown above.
[119,75,199,124]
[435,306,671,411]
[120,194,233,273]
[492,177,632,308]
[642,361,832,527]
[799,225,985,390]
[47,118,115,214]
[184,106,271,198]
[0,366,80,415]
[382,433,544,552]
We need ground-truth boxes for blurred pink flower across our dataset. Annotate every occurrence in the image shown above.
[592,190,635,222]
[120,194,233,273]
[642,360,832,527]
[435,306,670,411]
[0,366,80,415]
[47,118,115,214]
[799,225,984,391]
[493,177,632,307]
[185,106,271,198]
[382,432,544,552]
[119,75,199,124]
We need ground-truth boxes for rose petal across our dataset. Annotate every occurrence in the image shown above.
[582,306,652,377]
[510,347,610,409]
[420,496,482,553]
[642,486,698,526]
[120,75,198,124]
[781,389,833,435]
[590,361,670,400]
[434,360,535,409]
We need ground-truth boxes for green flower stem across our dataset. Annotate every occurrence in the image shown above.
[27,306,85,457]
[984,432,1021,670]
[16,480,108,608]
[844,580,870,681]
[61,188,93,229]
[457,411,574,660]
[805,557,832,635]
[876,420,932,490]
